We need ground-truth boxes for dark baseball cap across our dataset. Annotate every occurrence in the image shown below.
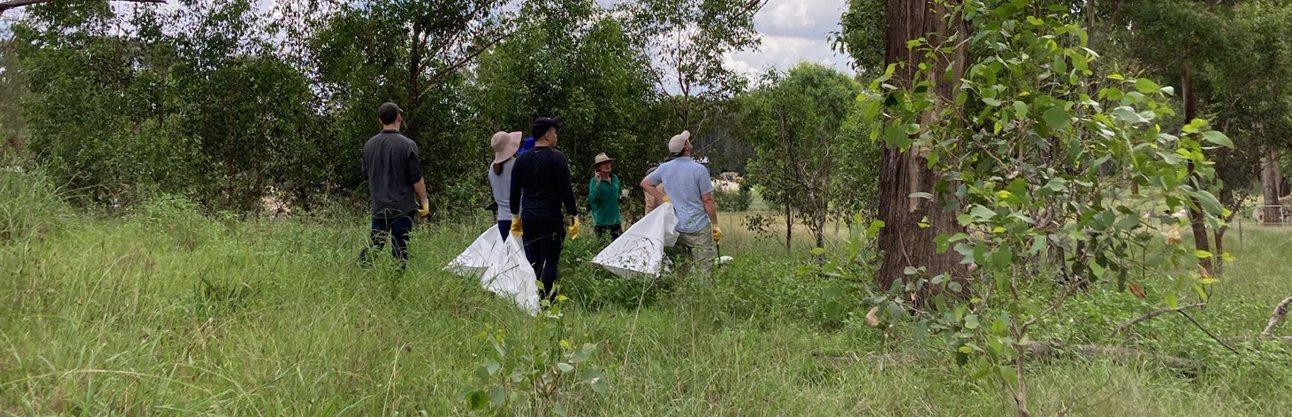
[532,116,561,139]
[379,102,402,124]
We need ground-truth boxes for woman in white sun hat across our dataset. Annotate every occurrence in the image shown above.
[488,131,523,240]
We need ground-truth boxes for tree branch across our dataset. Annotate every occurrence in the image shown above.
[416,29,513,99]
[1105,303,1204,339]
[1263,296,1292,337]
[0,0,165,14]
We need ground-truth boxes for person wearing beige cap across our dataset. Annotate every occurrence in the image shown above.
[588,152,625,239]
[640,130,721,276]
[488,131,523,241]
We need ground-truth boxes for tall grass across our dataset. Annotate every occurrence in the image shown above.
[0,167,68,243]
[1,179,1291,415]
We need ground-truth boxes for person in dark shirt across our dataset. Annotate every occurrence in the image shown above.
[359,102,428,270]
[509,116,580,302]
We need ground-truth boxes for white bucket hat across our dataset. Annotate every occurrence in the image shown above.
[491,131,523,165]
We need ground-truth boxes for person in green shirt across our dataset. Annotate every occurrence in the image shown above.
[588,152,624,239]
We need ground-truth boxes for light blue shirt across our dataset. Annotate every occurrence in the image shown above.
[488,159,514,221]
[646,157,714,233]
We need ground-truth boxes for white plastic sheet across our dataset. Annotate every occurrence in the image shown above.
[445,229,541,315]
[592,202,679,278]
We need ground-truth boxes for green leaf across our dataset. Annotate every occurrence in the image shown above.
[983,97,1002,106]
[553,401,568,416]
[1201,131,1234,149]
[934,233,952,254]
[1134,78,1161,94]
[1042,106,1071,130]
[1111,106,1146,124]
[1165,293,1179,310]
[992,248,1014,269]
[1191,190,1223,215]
[970,205,997,222]
[964,315,980,330]
[467,391,489,410]
[866,220,886,239]
[589,373,608,394]
[489,386,506,408]
[557,362,574,372]
[484,359,501,376]
[1193,250,1212,259]
[571,344,594,363]
[913,321,928,341]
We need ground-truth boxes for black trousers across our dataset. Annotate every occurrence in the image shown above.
[594,224,622,240]
[359,215,412,270]
[521,219,565,302]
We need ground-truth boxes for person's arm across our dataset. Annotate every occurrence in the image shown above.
[414,178,428,207]
[641,169,665,201]
[701,192,718,226]
[699,172,716,225]
[407,145,428,210]
[509,158,523,216]
[561,154,579,217]
[588,177,604,210]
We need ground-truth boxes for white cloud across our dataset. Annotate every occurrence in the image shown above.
[764,2,815,31]
[723,0,854,80]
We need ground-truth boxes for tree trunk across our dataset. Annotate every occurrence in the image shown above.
[1181,58,1211,271]
[875,0,966,294]
[1263,147,1283,224]
[785,202,793,251]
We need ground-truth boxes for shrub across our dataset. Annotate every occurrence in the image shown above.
[713,183,753,212]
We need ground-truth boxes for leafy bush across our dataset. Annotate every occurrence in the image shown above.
[713,184,753,212]
[0,167,68,243]
[131,193,214,251]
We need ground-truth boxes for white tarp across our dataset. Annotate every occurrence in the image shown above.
[592,202,679,279]
[445,229,541,315]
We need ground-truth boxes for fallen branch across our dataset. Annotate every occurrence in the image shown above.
[1262,296,1292,337]
[1106,303,1204,339]
[1177,310,1241,355]
[1018,341,1199,372]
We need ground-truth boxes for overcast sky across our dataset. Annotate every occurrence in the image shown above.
[2,0,855,78]
[726,0,854,79]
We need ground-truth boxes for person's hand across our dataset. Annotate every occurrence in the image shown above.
[510,216,524,237]
[417,199,430,217]
[712,225,722,245]
[568,217,581,240]
[620,189,629,201]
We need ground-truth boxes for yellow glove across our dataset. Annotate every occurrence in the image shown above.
[712,225,722,245]
[662,195,671,203]
[568,217,581,240]
[416,200,430,217]
[510,216,523,237]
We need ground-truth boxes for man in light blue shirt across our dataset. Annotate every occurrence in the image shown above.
[641,130,721,275]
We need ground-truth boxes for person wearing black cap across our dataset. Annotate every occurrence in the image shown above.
[509,116,580,303]
[359,102,428,270]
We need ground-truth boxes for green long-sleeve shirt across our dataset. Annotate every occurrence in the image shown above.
[588,174,622,227]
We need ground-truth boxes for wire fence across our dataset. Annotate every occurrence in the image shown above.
[1254,205,1292,225]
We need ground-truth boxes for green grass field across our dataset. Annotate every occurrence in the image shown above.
[3,173,1292,416]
